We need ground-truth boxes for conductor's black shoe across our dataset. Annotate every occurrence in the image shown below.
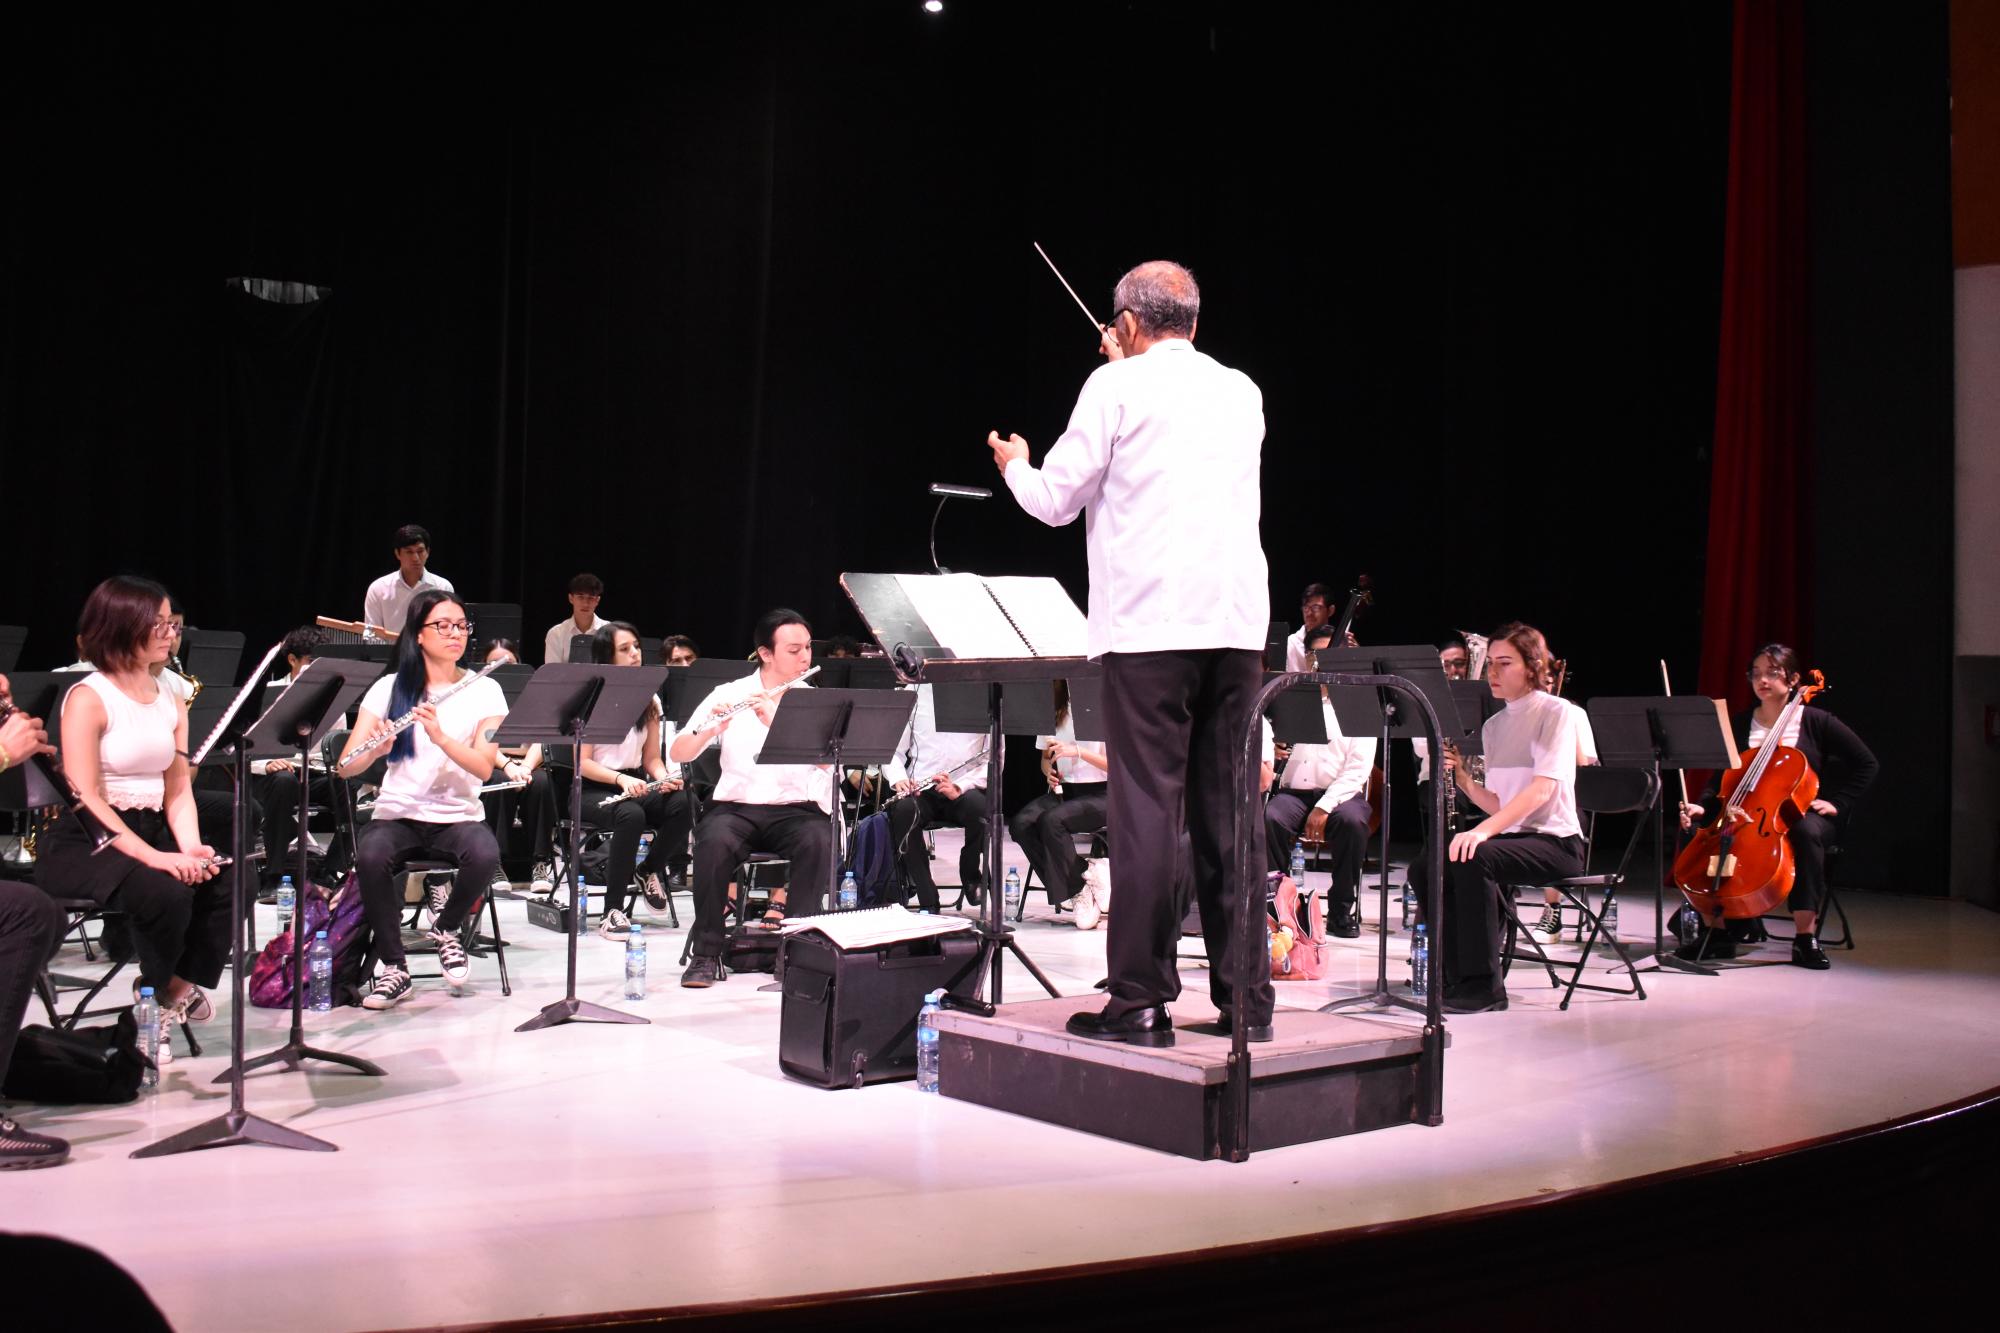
[680,955,724,988]
[1441,984,1508,1014]
[1065,1004,1174,1047]
[1791,934,1831,970]
[1675,927,1738,961]
[1331,905,1362,938]
[1212,1010,1275,1042]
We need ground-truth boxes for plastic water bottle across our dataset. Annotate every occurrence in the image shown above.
[1401,881,1418,932]
[1289,842,1306,886]
[839,869,859,912]
[635,831,652,867]
[574,880,589,935]
[1676,900,1701,945]
[135,986,160,1089]
[1265,871,1281,956]
[275,875,296,935]
[624,923,647,999]
[916,988,944,1093]
[1600,894,1619,939]
[308,930,334,1012]
[1411,925,1430,1000]
[1003,866,1021,916]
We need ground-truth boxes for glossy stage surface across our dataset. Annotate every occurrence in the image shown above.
[10,835,1999,1332]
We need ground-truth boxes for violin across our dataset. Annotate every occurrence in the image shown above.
[1670,671,1827,920]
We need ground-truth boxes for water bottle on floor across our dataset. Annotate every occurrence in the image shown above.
[1289,842,1306,887]
[839,869,858,912]
[916,988,944,1093]
[308,930,334,1012]
[1401,881,1417,932]
[1265,871,1281,956]
[276,875,296,936]
[574,881,589,935]
[1600,894,1619,938]
[625,923,647,999]
[1411,925,1430,1000]
[1003,866,1021,917]
[135,987,159,1090]
[1676,900,1701,945]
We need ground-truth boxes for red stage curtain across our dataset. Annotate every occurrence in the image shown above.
[1698,0,1809,709]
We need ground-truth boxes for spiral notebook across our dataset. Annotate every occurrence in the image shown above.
[779,904,975,949]
[893,572,1087,659]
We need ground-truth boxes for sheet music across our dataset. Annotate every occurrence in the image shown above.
[778,903,975,949]
[894,573,1087,659]
[189,640,287,767]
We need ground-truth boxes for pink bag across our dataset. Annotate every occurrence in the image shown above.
[1269,874,1324,980]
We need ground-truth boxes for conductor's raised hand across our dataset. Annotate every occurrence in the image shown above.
[1099,322,1125,361]
[987,431,1029,474]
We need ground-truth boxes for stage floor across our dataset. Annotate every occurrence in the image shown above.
[10,835,2000,1332]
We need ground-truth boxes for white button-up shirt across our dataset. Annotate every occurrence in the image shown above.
[363,569,454,641]
[1279,697,1377,813]
[881,686,992,792]
[1003,338,1268,659]
[684,673,831,812]
[543,613,607,666]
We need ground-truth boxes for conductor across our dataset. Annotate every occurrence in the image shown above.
[988,260,1271,1046]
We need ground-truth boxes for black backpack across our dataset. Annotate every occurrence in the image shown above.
[2,1010,148,1104]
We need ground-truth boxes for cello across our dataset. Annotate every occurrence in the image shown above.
[1671,671,1827,921]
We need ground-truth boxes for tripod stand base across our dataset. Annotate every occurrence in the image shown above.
[1320,988,1426,1016]
[220,1041,386,1082]
[514,997,649,1031]
[970,928,1061,1003]
[131,1109,337,1158]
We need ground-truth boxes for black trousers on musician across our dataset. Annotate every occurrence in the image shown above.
[887,787,988,913]
[483,768,557,868]
[688,801,830,959]
[1264,788,1371,912]
[1408,831,1585,1001]
[1008,782,1108,907]
[257,768,347,885]
[353,818,501,967]
[1,878,65,1084]
[1101,647,1270,1024]
[580,777,693,915]
[1786,811,1833,915]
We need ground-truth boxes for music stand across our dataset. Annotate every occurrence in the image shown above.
[179,629,246,691]
[222,658,388,1084]
[664,660,759,728]
[1066,673,1108,743]
[1310,645,1463,1017]
[134,642,354,1159]
[499,663,668,1031]
[1587,696,1739,977]
[756,689,917,915]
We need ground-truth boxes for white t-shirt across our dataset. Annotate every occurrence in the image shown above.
[1480,689,1581,839]
[590,720,650,774]
[1564,697,1599,765]
[357,670,507,823]
[882,686,991,792]
[684,673,831,812]
[1748,710,1801,750]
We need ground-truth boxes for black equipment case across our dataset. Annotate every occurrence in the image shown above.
[778,929,982,1089]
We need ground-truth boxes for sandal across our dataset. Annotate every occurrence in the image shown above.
[759,896,787,930]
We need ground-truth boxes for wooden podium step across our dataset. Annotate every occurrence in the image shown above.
[933,993,1444,1160]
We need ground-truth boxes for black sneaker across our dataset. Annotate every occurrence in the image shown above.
[680,955,724,988]
[0,1117,70,1170]
[639,874,669,913]
[1532,903,1563,943]
[1791,934,1831,970]
[362,966,413,1010]
[429,929,470,989]
[1442,986,1509,1014]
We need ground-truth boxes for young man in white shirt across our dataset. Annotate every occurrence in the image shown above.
[362,524,453,642]
[991,260,1270,1047]
[882,685,993,913]
[1266,626,1377,937]
[669,609,829,988]
[542,573,606,666]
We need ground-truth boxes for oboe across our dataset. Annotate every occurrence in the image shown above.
[340,659,505,767]
[691,665,819,731]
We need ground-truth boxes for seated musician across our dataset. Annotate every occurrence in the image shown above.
[361,523,453,642]
[670,609,830,988]
[337,592,506,1008]
[0,683,70,1167]
[577,622,691,938]
[1285,582,1336,671]
[664,635,700,666]
[478,638,557,897]
[884,685,994,912]
[541,572,606,667]
[1266,624,1377,937]
[34,577,229,1063]
[1429,622,1586,1014]
[1678,642,1878,969]
[1526,658,1599,943]
[1007,681,1107,911]
[253,624,347,888]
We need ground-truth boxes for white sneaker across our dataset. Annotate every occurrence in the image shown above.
[429,930,470,990]
[490,870,514,898]
[1532,903,1563,944]
[529,860,556,896]
[597,908,633,940]
[1073,881,1102,931]
[362,967,413,1010]
[152,1010,176,1067]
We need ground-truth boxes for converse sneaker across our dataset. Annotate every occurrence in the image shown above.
[1532,903,1563,943]
[529,860,556,896]
[429,930,470,989]
[0,1117,70,1171]
[491,869,514,899]
[152,1007,176,1067]
[421,876,452,929]
[362,966,413,1010]
[639,873,669,913]
[133,979,214,1024]
[597,908,633,940]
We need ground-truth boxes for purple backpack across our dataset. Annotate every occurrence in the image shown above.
[249,874,372,1008]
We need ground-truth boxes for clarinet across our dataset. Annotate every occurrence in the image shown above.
[340,659,505,766]
[0,698,119,855]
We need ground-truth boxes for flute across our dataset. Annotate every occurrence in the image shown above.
[597,776,682,808]
[357,778,525,814]
[888,751,987,804]
[691,665,819,732]
[340,659,506,768]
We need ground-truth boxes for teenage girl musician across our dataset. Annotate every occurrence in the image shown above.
[576,622,689,938]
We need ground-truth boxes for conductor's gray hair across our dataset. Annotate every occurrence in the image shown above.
[1111,261,1200,339]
